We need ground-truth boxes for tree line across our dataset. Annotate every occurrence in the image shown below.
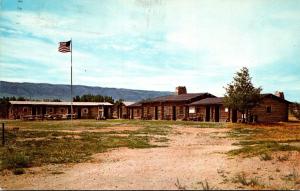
[73,94,114,104]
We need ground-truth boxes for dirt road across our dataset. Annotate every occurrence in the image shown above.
[1,127,299,189]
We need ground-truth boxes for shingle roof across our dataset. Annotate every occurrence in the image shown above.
[9,101,113,106]
[143,93,215,103]
[189,97,224,105]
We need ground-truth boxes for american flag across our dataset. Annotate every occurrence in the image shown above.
[58,40,71,53]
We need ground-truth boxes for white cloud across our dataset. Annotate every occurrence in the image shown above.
[0,0,300,101]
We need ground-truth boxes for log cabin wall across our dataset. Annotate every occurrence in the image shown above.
[9,102,113,120]
[249,97,289,122]
[9,105,31,119]
[142,102,190,120]
[79,106,98,119]
[132,108,141,119]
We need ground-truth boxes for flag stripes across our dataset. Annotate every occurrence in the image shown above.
[58,40,71,53]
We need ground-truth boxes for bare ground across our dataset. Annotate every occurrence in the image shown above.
[1,126,300,190]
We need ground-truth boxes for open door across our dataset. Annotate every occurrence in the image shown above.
[104,107,108,118]
[131,108,134,119]
[172,106,176,120]
[32,107,36,115]
[215,105,220,122]
[42,107,46,115]
[205,106,210,122]
[232,109,237,123]
[77,107,81,119]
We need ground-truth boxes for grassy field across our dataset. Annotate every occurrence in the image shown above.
[1,119,186,174]
[1,119,300,176]
[1,119,224,174]
[227,122,300,157]
[1,119,226,130]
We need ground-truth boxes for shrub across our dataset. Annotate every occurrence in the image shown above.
[13,168,25,175]
[259,153,272,161]
[2,151,31,170]
[277,154,289,162]
[232,172,263,187]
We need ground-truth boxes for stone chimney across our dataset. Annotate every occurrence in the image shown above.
[275,91,284,99]
[175,86,187,95]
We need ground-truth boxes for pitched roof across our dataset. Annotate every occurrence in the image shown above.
[122,101,135,106]
[9,101,113,106]
[143,93,215,103]
[261,94,291,103]
[189,93,291,106]
[189,97,224,105]
[127,102,142,107]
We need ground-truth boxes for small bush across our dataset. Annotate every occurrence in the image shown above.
[277,154,289,162]
[13,168,25,175]
[233,172,248,185]
[259,153,272,161]
[175,178,186,190]
[198,179,214,190]
[2,151,31,170]
[232,172,263,187]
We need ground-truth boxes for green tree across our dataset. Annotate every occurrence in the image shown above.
[224,67,262,122]
[0,97,11,118]
[73,94,114,104]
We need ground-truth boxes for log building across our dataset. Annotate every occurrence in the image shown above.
[9,101,113,120]
[113,101,135,119]
[130,86,216,120]
[188,93,290,123]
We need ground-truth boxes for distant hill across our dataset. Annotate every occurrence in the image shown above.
[0,81,172,101]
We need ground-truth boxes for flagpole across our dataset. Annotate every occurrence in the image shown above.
[71,38,73,122]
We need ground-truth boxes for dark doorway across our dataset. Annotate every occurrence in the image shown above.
[32,107,36,115]
[77,107,81,119]
[104,107,108,118]
[131,109,134,119]
[119,107,122,118]
[232,109,237,123]
[67,106,71,114]
[42,107,46,115]
[205,106,210,122]
[155,106,158,120]
[215,105,220,122]
[172,106,176,120]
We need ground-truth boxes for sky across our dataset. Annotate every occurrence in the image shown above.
[0,0,300,102]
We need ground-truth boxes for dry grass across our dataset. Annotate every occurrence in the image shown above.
[227,118,300,157]
[0,119,175,173]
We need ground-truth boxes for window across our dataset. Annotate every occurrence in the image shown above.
[196,107,201,113]
[189,106,195,114]
[137,109,140,115]
[83,108,88,114]
[266,106,272,113]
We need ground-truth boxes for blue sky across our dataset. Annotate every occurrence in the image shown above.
[0,0,300,102]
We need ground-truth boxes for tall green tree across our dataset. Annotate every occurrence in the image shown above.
[73,94,114,104]
[224,67,262,122]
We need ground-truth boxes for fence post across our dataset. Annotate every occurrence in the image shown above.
[2,123,4,146]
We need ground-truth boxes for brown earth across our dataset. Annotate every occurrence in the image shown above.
[1,126,300,190]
